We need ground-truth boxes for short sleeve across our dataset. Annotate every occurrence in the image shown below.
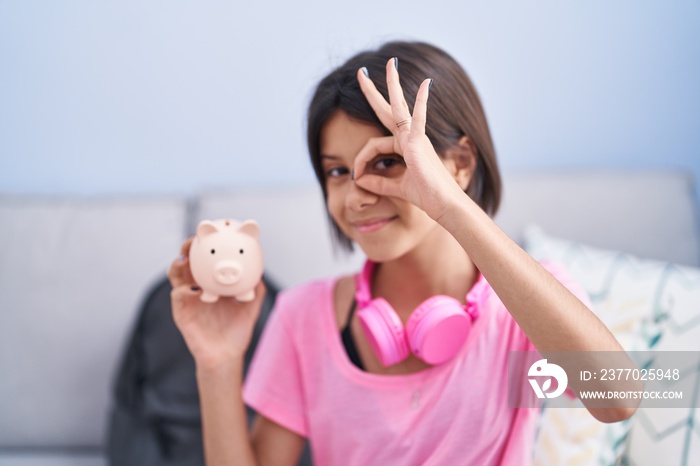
[242,293,308,437]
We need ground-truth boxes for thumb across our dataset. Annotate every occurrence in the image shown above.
[250,279,268,313]
[354,173,401,199]
[236,279,267,321]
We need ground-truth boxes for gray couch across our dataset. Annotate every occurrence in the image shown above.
[1,170,698,465]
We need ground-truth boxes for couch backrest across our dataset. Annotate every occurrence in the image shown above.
[497,171,700,267]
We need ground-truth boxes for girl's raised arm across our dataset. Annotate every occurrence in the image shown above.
[353,58,639,423]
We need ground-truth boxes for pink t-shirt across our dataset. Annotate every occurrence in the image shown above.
[243,262,588,466]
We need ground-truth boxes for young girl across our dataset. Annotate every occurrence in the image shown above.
[167,41,634,465]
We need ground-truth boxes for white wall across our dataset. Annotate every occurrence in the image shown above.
[1,0,698,204]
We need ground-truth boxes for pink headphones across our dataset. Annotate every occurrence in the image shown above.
[355,260,486,367]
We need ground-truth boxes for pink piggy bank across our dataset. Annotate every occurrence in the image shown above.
[188,218,264,303]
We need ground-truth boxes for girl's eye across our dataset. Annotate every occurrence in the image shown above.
[370,155,405,175]
[374,158,398,170]
[326,167,349,178]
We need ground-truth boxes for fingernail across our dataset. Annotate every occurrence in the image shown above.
[361,67,369,78]
[191,286,200,292]
[179,255,187,262]
[393,57,398,70]
[428,79,434,91]
[350,169,355,180]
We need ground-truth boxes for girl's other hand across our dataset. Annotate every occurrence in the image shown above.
[354,58,466,221]
[167,237,266,371]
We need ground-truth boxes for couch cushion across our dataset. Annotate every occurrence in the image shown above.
[0,196,187,448]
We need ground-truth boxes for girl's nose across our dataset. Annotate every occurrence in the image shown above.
[345,178,379,211]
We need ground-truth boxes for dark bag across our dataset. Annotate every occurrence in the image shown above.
[107,275,312,466]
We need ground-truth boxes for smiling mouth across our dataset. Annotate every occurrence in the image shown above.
[354,216,398,233]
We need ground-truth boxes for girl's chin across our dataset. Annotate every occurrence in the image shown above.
[355,242,409,263]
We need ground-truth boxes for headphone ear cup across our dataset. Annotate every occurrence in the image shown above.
[406,296,472,365]
[357,298,410,367]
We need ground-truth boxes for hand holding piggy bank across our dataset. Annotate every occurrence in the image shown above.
[188,218,264,303]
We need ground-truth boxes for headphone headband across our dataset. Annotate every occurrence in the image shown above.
[354,260,376,308]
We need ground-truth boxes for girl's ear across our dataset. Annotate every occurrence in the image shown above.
[442,136,477,191]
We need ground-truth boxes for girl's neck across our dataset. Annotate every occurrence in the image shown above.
[371,226,478,314]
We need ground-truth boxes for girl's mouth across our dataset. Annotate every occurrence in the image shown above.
[354,216,398,233]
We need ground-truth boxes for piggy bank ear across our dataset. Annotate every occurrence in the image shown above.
[196,220,219,238]
[239,220,260,238]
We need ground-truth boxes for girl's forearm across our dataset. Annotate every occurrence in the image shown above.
[196,358,257,466]
[436,193,622,353]
[438,195,641,422]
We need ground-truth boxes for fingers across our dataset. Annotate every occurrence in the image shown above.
[171,283,201,300]
[171,280,266,326]
[168,237,196,288]
[244,279,268,319]
[357,68,394,130]
[253,279,267,303]
[357,59,429,137]
[179,236,194,257]
[354,172,400,199]
[352,136,395,181]
[386,58,412,131]
[352,136,402,199]
[170,283,203,331]
[411,79,432,139]
[171,281,266,309]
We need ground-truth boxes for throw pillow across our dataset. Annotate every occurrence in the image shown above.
[522,225,699,466]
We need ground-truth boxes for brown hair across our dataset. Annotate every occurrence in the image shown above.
[307,41,502,253]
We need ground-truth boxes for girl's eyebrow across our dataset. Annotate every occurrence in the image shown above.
[320,154,342,160]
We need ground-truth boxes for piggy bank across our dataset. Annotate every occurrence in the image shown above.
[188,218,264,303]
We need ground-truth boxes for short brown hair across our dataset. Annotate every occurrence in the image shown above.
[307,41,502,253]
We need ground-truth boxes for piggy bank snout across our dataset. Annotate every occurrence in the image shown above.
[214,260,242,285]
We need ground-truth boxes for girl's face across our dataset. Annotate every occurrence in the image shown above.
[319,110,442,262]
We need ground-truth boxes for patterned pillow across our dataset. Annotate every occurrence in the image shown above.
[521,225,699,466]
[622,262,700,465]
